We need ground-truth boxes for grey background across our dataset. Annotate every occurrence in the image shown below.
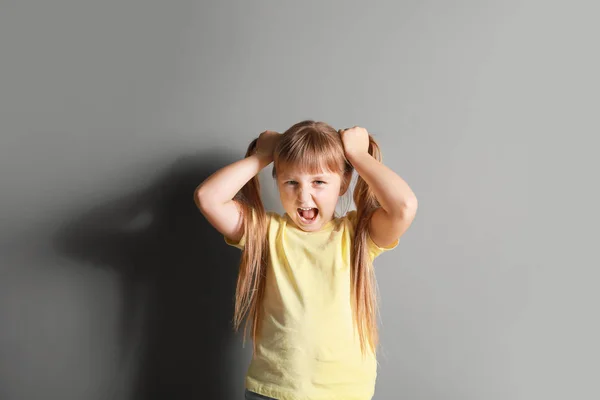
[1,1,598,399]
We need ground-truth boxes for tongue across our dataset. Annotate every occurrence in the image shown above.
[300,208,316,219]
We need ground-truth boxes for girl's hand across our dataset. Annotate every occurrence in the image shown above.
[255,130,282,162]
[339,126,370,158]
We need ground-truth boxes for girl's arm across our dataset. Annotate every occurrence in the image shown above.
[347,151,418,216]
[194,131,280,243]
[195,154,271,243]
[347,151,418,247]
[341,127,418,247]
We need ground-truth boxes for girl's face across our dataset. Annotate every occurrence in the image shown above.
[276,166,346,232]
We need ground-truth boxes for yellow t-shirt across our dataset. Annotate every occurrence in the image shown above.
[225,210,399,400]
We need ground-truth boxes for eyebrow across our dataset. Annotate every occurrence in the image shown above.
[281,174,331,180]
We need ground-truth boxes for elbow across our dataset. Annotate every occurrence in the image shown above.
[403,199,418,219]
[194,185,212,211]
[405,197,418,212]
[195,182,235,212]
[390,198,418,219]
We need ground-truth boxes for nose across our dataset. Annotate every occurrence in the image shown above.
[298,186,313,203]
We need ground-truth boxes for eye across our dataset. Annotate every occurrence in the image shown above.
[285,180,298,185]
[314,180,326,185]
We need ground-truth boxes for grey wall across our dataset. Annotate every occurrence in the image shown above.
[1,1,598,399]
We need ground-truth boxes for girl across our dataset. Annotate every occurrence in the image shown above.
[194,120,418,400]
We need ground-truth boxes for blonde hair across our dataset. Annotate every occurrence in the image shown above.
[233,120,383,356]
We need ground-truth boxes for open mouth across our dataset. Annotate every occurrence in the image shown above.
[297,207,319,223]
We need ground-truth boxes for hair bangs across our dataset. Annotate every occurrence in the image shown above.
[274,127,345,177]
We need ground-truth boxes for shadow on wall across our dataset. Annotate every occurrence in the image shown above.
[53,153,244,400]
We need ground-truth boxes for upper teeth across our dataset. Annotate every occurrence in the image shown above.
[298,207,315,210]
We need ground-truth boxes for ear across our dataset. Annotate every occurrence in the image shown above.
[339,170,353,195]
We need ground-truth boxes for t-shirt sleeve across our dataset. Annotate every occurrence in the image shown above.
[223,208,272,251]
[224,231,247,250]
[367,229,399,260]
[346,210,400,261]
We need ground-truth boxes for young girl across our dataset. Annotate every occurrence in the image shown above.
[194,120,418,400]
